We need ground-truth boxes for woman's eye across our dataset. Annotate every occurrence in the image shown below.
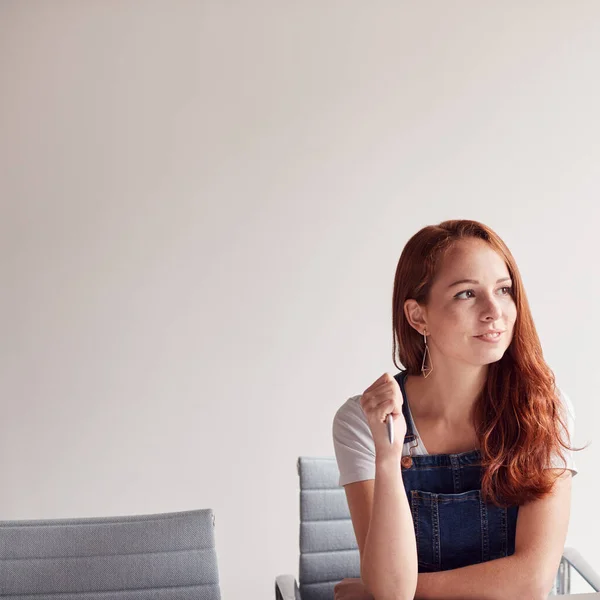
[455,289,475,299]
[455,286,513,300]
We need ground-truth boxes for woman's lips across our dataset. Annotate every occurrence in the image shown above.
[475,331,504,343]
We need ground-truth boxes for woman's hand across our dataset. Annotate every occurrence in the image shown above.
[333,578,374,600]
[360,372,407,457]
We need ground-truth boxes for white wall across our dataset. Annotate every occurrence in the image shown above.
[1,1,599,597]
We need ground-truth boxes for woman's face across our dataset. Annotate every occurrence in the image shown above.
[408,238,517,368]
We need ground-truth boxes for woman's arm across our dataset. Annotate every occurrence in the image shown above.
[345,458,418,600]
[339,373,418,600]
[414,554,541,600]
[363,455,418,600]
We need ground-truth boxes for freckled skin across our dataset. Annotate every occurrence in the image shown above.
[420,238,517,366]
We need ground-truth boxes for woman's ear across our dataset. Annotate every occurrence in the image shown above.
[404,298,427,335]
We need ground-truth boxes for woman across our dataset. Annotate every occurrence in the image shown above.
[332,220,584,600]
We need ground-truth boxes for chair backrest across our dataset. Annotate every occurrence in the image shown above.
[0,508,221,600]
[297,457,360,600]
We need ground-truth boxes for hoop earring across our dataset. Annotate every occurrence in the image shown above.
[421,329,433,378]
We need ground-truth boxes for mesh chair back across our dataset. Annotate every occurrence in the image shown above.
[1,508,221,600]
[298,457,360,600]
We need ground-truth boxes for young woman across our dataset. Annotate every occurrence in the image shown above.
[332,220,583,600]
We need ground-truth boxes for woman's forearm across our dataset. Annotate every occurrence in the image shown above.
[361,455,418,600]
[414,554,543,600]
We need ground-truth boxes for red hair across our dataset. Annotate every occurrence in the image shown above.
[392,219,586,507]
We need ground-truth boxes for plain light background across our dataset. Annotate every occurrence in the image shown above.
[1,1,599,597]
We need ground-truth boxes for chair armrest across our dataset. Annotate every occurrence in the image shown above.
[275,574,301,600]
[562,547,600,592]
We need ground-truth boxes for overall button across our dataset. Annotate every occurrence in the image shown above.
[401,456,413,469]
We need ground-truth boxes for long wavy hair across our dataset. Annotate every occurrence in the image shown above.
[392,219,586,507]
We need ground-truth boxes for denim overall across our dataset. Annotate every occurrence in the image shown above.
[394,370,519,573]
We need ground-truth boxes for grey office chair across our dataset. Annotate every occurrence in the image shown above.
[1,508,221,599]
[275,457,600,600]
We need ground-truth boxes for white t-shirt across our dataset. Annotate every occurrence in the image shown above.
[332,381,578,487]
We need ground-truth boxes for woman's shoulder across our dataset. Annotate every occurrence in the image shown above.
[555,384,575,418]
[332,394,373,444]
[332,394,376,485]
[333,394,367,430]
[550,383,579,475]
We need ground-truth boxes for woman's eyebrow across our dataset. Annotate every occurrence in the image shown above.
[448,277,512,288]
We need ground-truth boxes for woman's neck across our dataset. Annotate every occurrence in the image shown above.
[404,364,487,428]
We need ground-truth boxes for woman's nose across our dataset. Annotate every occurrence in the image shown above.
[483,297,503,320]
